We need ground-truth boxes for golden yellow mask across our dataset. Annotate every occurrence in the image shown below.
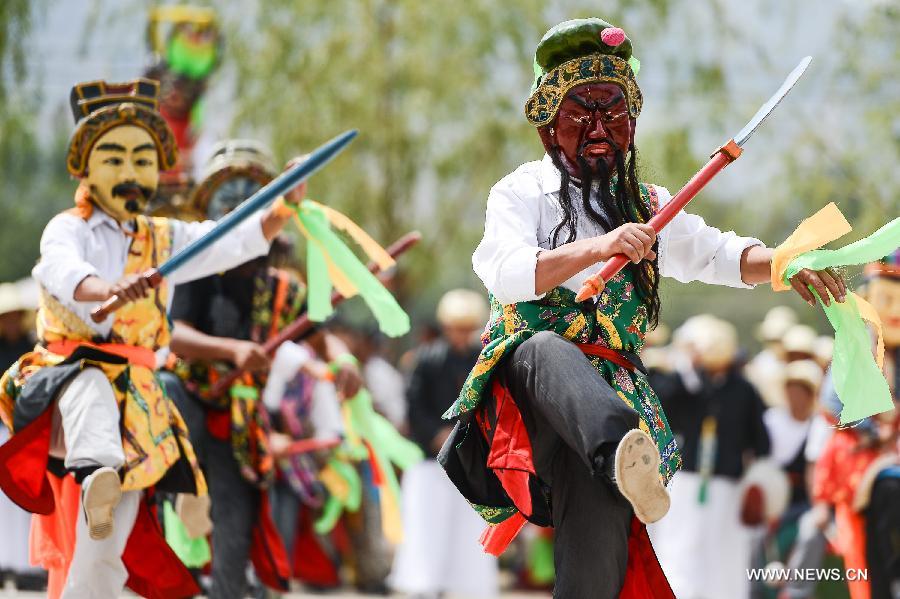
[85,125,160,222]
[865,277,900,348]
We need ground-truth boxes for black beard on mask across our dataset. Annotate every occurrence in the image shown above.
[548,141,662,327]
[567,140,627,237]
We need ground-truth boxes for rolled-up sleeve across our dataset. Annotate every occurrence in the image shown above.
[168,213,271,285]
[32,214,98,301]
[656,186,765,288]
[472,178,543,305]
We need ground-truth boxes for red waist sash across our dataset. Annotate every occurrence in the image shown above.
[45,340,156,370]
[576,342,637,371]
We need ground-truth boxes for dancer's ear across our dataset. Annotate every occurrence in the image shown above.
[537,123,557,155]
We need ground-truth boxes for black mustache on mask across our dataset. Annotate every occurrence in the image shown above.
[111,182,154,213]
[578,137,621,155]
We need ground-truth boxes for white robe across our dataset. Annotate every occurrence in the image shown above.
[649,471,755,599]
[389,461,499,597]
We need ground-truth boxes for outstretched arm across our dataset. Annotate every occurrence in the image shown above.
[739,245,846,306]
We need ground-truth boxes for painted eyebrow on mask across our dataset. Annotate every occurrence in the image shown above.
[95,143,126,152]
[134,143,156,153]
[570,89,625,110]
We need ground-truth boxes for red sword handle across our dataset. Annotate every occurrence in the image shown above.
[575,140,743,301]
[90,268,164,323]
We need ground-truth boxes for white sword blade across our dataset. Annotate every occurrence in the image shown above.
[734,56,811,147]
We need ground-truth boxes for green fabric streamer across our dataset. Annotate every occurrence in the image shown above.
[527,534,556,585]
[314,457,362,535]
[783,217,900,424]
[294,201,410,337]
[163,500,211,568]
[345,391,424,504]
[313,391,423,535]
[229,384,258,400]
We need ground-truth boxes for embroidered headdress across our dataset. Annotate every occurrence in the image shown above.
[66,78,178,177]
[525,18,643,127]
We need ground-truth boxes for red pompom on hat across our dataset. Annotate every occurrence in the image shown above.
[601,27,626,47]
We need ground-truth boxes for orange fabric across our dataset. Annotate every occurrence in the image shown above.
[835,503,870,599]
[30,474,79,599]
[480,511,528,556]
[66,181,94,220]
[268,271,290,340]
[812,429,880,506]
[813,429,875,599]
[45,340,156,369]
[771,202,852,291]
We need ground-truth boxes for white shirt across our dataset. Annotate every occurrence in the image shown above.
[364,356,407,427]
[763,407,813,466]
[32,208,271,338]
[472,154,764,305]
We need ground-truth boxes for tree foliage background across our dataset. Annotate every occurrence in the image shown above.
[0,0,897,341]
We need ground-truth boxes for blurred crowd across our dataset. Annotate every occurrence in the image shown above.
[1,269,897,598]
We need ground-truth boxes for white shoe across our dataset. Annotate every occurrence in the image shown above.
[176,493,213,539]
[82,467,122,540]
[614,429,670,524]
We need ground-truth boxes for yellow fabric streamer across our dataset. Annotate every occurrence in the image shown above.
[853,292,885,369]
[319,464,351,502]
[290,213,359,297]
[308,200,396,271]
[771,202,852,291]
[288,200,396,299]
[380,481,404,544]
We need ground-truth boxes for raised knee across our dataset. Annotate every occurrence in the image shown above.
[519,330,573,359]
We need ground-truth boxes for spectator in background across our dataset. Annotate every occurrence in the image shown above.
[649,315,770,599]
[390,289,499,599]
[0,279,46,591]
[746,306,797,408]
[331,321,407,429]
[751,360,822,599]
[813,335,834,372]
[782,324,818,363]
[764,360,822,509]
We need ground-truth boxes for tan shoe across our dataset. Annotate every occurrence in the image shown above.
[176,493,213,539]
[614,429,670,524]
[82,467,122,540]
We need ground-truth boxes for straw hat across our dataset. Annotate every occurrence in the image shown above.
[0,279,38,316]
[784,359,823,393]
[676,315,737,370]
[756,306,797,343]
[783,324,818,356]
[436,289,489,329]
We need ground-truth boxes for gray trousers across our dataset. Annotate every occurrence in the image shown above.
[160,372,260,599]
[500,331,641,599]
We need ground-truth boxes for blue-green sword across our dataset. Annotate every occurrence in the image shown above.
[90,129,358,323]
